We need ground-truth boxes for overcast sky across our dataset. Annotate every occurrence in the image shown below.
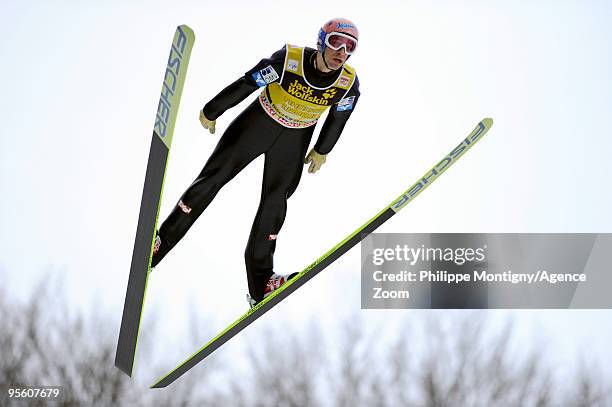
[1,0,611,385]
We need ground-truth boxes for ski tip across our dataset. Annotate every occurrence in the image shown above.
[178,24,195,40]
[481,118,494,128]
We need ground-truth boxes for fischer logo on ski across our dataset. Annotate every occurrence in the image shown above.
[155,26,191,142]
[390,120,490,212]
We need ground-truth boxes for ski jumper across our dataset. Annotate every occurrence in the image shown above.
[152,44,360,301]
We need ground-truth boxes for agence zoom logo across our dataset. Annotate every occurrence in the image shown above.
[391,123,486,211]
[155,27,189,138]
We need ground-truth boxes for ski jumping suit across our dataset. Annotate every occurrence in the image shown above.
[152,44,360,301]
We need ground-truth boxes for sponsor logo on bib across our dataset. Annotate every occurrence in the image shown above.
[287,59,299,72]
[287,80,330,105]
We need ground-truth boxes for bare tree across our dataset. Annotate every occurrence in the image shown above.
[569,362,612,407]
[0,273,224,406]
[1,270,610,406]
[236,311,610,407]
[235,318,324,407]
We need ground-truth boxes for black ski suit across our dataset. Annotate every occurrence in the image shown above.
[152,45,360,301]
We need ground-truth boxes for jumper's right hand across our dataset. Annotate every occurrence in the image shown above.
[304,149,327,174]
[199,110,216,134]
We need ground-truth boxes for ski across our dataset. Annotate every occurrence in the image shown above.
[115,25,195,377]
[151,118,494,388]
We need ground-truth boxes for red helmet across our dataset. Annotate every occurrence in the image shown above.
[317,18,359,55]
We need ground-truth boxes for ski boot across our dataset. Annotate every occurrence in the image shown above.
[153,234,162,257]
[149,233,162,273]
[247,272,299,308]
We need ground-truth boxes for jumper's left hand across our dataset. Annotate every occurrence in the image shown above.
[304,149,327,174]
[199,110,216,135]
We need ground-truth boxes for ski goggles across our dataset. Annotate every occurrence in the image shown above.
[325,32,358,55]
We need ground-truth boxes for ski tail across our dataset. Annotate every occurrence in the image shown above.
[115,25,195,377]
[150,118,493,388]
